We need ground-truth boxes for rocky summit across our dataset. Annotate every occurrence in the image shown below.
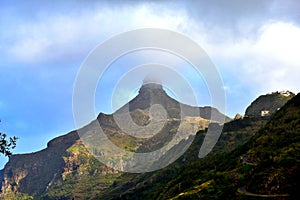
[245,91,294,117]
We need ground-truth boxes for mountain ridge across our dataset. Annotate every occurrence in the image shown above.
[0,83,295,199]
[0,81,229,198]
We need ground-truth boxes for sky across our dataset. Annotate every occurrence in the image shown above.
[0,0,300,168]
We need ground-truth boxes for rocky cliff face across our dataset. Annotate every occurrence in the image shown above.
[0,81,229,198]
[245,91,294,117]
[0,131,79,196]
[118,82,231,122]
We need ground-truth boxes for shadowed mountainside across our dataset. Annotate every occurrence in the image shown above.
[114,93,299,200]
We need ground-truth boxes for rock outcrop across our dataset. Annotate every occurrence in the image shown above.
[245,91,294,117]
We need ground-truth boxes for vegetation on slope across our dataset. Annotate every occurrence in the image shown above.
[106,93,300,199]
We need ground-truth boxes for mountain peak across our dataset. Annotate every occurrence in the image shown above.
[125,77,169,112]
[139,75,163,92]
[142,75,162,86]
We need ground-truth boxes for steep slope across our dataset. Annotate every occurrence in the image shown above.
[0,81,229,198]
[121,93,299,200]
[238,92,300,197]
[98,111,271,199]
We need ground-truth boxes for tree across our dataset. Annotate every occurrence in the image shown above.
[0,122,17,156]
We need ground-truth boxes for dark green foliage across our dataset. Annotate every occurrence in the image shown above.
[0,132,17,157]
[0,121,17,157]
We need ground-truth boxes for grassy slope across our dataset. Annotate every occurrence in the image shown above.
[108,94,300,200]
[161,93,300,199]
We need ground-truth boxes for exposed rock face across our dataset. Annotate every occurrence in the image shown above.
[0,81,230,198]
[245,91,294,117]
[1,131,79,196]
[118,82,231,122]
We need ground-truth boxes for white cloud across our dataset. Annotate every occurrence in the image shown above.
[244,22,300,93]
[191,21,300,94]
[4,4,188,64]
[2,2,300,94]
[256,22,300,66]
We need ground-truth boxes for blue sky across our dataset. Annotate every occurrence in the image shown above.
[0,0,300,167]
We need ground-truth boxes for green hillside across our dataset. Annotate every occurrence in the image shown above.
[118,93,300,199]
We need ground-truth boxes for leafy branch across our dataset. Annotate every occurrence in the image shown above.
[0,122,18,156]
[0,133,18,157]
